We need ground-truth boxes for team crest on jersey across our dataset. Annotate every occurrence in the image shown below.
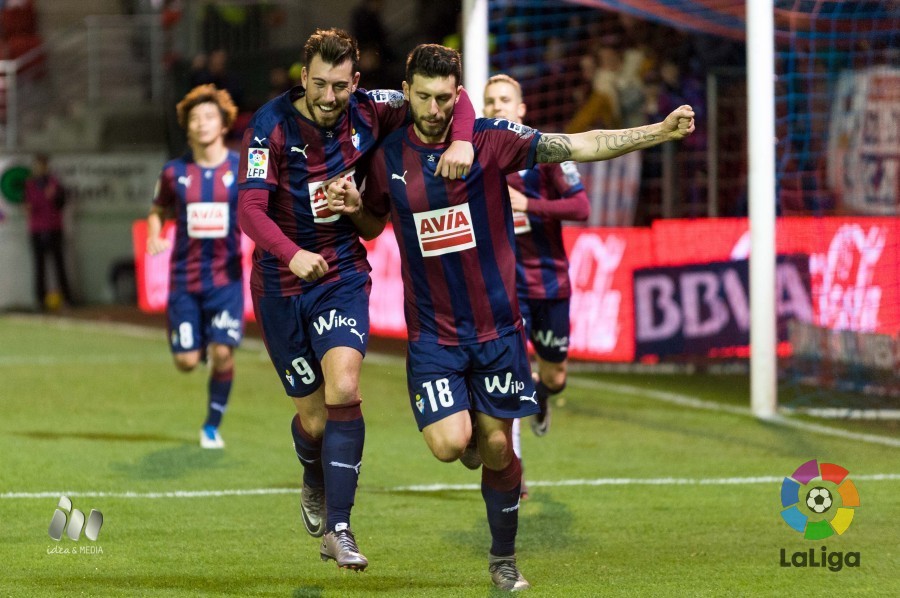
[308,168,355,223]
[513,210,531,235]
[351,128,361,150]
[222,170,235,187]
[413,203,477,257]
[561,161,580,186]
[246,148,269,179]
[369,89,405,109]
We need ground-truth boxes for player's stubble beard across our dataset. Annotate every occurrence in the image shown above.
[412,111,451,143]
[305,95,345,129]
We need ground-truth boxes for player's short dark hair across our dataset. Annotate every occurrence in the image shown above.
[304,28,359,72]
[176,84,238,129]
[405,44,461,87]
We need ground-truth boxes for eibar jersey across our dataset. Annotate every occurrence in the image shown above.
[153,151,242,294]
[238,86,476,298]
[365,118,542,345]
[508,161,589,299]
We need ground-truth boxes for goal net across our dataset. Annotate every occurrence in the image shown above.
[485,1,899,412]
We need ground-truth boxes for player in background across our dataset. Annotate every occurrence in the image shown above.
[147,84,243,450]
[237,28,474,571]
[333,44,694,591]
[483,74,591,497]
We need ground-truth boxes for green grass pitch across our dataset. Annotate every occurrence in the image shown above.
[1,315,898,596]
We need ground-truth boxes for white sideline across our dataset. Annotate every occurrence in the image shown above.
[567,378,900,448]
[3,473,899,499]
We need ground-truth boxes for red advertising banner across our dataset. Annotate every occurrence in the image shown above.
[131,220,256,320]
[562,227,654,361]
[134,217,899,362]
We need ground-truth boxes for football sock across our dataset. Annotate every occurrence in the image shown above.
[535,379,565,401]
[482,454,522,557]
[291,414,324,488]
[322,400,365,532]
[204,367,233,428]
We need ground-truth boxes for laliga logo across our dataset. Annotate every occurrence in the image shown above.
[779,460,861,572]
[780,459,860,539]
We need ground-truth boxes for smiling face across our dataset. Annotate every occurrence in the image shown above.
[403,73,459,144]
[299,55,360,128]
[186,102,226,149]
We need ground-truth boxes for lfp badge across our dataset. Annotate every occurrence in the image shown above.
[246,148,269,179]
[780,459,860,540]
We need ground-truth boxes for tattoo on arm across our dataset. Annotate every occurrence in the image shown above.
[536,134,573,163]
[595,129,658,153]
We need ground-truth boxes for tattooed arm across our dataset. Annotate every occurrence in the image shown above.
[536,105,695,163]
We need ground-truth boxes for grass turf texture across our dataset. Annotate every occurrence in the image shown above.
[1,315,898,597]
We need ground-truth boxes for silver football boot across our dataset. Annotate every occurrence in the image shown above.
[489,553,530,591]
[300,484,325,537]
[320,525,368,570]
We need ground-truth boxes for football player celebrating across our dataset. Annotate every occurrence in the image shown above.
[335,44,694,590]
[237,28,475,570]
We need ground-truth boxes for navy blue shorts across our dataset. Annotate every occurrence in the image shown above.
[254,273,371,397]
[167,281,244,353]
[406,331,540,431]
[520,297,570,363]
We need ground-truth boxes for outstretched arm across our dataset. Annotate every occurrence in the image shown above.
[536,105,695,164]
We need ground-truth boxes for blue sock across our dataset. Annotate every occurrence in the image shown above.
[482,455,522,557]
[291,414,324,488]
[322,401,365,532]
[204,367,232,428]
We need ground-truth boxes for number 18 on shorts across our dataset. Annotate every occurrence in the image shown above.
[405,333,540,430]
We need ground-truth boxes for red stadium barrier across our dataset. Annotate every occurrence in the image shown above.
[133,217,899,361]
[132,220,256,320]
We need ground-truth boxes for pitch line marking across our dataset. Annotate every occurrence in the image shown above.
[3,474,899,500]
[4,316,897,447]
[568,378,900,448]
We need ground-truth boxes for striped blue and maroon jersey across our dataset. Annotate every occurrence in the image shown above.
[364,118,542,345]
[153,151,242,294]
[509,162,589,299]
[237,87,410,297]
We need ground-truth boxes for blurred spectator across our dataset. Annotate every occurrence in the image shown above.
[160,0,185,67]
[565,44,623,133]
[415,1,461,47]
[200,1,275,55]
[267,65,290,100]
[23,153,76,310]
[350,0,397,87]
[189,48,245,108]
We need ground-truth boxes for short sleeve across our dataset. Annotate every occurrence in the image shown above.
[477,118,542,174]
[238,123,282,191]
[152,165,176,211]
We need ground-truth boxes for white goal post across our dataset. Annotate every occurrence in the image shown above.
[462,0,779,419]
